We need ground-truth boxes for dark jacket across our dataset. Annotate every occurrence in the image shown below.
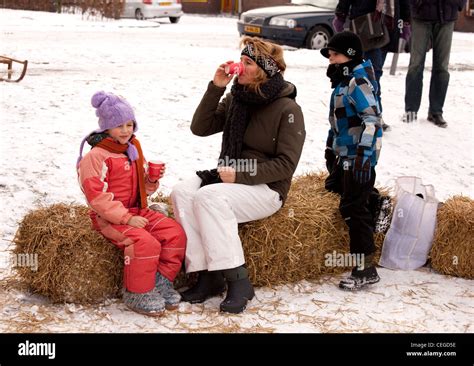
[409,0,466,23]
[335,0,411,53]
[191,81,306,204]
[335,0,376,19]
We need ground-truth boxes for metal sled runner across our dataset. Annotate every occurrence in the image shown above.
[0,55,28,82]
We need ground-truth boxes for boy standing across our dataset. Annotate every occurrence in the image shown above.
[321,32,382,290]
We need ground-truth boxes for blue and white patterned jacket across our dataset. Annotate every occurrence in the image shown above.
[327,59,382,167]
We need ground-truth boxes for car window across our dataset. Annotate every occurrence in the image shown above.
[290,0,338,10]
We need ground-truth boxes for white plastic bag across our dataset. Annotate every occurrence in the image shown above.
[379,176,439,270]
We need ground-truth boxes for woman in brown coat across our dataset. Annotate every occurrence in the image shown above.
[171,36,306,314]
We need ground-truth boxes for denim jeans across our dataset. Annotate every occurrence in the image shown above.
[405,19,455,114]
[364,48,388,112]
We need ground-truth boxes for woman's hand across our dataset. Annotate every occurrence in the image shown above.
[217,166,236,183]
[127,216,149,228]
[213,61,234,88]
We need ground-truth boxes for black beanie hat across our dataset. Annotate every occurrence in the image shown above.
[320,31,363,60]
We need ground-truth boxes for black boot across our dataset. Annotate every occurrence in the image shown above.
[427,112,447,128]
[220,266,255,314]
[180,270,226,304]
[339,265,380,291]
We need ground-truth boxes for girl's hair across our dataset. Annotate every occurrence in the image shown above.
[239,36,286,96]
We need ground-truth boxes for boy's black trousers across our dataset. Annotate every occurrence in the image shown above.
[325,161,378,256]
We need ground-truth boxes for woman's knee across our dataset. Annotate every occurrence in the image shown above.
[170,185,187,202]
[171,179,200,203]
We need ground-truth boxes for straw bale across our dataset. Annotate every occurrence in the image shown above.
[430,196,474,279]
[13,204,123,304]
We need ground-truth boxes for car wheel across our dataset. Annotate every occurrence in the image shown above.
[306,26,331,50]
[135,9,144,20]
[169,17,180,24]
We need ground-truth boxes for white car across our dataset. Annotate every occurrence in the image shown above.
[122,0,183,23]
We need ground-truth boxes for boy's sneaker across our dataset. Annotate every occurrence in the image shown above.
[374,195,393,234]
[339,266,380,291]
[123,289,165,317]
[155,272,181,310]
[402,111,417,123]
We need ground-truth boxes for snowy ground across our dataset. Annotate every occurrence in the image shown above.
[0,9,472,333]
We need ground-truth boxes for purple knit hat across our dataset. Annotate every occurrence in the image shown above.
[77,91,138,166]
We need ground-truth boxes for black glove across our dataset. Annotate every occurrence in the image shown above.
[325,132,336,173]
[196,169,222,188]
[353,146,372,184]
[325,147,336,173]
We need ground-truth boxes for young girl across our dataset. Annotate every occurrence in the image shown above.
[321,32,383,291]
[77,91,186,316]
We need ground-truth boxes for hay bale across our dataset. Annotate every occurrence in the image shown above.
[430,196,474,279]
[240,172,385,286]
[13,204,123,304]
[13,176,472,305]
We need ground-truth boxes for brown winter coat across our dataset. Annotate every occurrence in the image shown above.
[191,81,306,204]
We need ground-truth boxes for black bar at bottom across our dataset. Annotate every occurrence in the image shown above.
[0,333,471,362]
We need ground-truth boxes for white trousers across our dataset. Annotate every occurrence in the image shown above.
[171,175,282,273]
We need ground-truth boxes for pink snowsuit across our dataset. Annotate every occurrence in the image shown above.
[78,146,186,293]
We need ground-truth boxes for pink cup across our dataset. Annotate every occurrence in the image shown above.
[224,62,245,76]
[148,160,165,181]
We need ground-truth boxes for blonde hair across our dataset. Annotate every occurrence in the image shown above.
[239,36,286,96]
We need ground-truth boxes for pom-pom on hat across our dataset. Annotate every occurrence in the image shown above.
[320,31,363,60]
[77,91,138,166]
[91,91,137,132]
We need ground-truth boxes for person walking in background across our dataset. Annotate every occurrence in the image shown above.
[403,0,466,127]
[171,37,306,314]
[77,91,186,316]
[333,0,411,131]
[321,32,382,290]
